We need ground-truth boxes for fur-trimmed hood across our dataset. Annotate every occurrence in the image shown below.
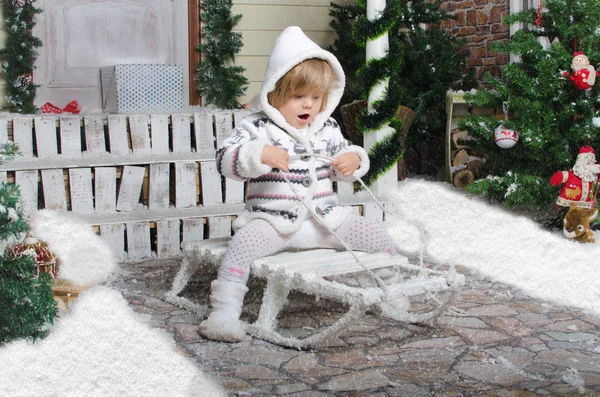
[257,26,346,142]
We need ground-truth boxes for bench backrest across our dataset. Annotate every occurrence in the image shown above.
[0,112,387,261]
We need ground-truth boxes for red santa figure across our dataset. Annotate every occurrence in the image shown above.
[563,52,598,90]
[550,146,600,209]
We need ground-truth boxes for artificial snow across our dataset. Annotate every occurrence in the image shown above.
[2,178,600,395]
[1,209,225,396]
[31,210,120,286]
[385,178,600,316]
[0,287,225,397]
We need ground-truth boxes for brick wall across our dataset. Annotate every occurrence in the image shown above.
[440,0,511,83]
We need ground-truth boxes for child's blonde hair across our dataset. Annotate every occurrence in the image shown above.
[268,58,333,111]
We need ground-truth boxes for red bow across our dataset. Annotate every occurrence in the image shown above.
[41,100,81,115]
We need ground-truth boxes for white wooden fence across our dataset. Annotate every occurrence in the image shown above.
[0,112,387,261]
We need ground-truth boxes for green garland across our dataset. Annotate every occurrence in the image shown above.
[353,0,405,186]
[195,0,248,109]
[0,0,42,114]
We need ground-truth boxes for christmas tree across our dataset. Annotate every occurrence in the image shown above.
[328,0,475,180]
[0,142,57,346]
[195,0,248,109]
[0,0,43,114]
[460,0,600,219]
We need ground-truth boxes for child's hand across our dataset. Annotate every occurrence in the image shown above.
[331,152,361,176]
[261,145,290,172]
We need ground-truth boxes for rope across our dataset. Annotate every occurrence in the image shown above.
[279,152,430,294]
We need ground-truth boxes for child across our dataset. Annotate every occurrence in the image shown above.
[198,26,401,342]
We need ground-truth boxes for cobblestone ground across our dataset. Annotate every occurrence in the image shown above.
[110,258,600,397]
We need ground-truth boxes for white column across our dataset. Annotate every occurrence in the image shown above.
[364,0,397,194]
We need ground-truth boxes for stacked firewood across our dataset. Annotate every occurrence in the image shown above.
[449,128,486,188]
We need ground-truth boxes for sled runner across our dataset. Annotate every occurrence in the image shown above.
[166,237,465,349]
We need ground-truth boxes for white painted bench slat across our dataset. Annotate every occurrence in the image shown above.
[100,223,125,261]
[126,221,151,260]
[12,118,34,159]
[60,116,83,157]
[175,162,197,208]
[200,162,222,206]
[150,114,169,155]
[156,219,180,258]
[149,163,170,210]
[116,166,145,212]
[41,169,67,211]
[34,117,59,158]
[214,112,233,148]
[15,170,37,218]
[254,250,403,277]
[207,216,231,239]
[193,113,214,152]
[107,115,129,156]
[129,115,151,156]
[172,114,191,154]
[69,168,94,214]
[181,218,204,244]
[94,167,117,213]
[84,117,107,154]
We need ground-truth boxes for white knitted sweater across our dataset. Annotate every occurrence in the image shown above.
[216,26,369,234]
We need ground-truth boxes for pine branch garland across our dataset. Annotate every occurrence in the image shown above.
[352,0,405,184]
[195,0,248,109]
[0,0,42,114]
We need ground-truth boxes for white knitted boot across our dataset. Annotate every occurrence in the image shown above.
[198,280,249,342]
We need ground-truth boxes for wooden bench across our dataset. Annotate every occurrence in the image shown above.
[0,111,465,347]
[0,111,387,261]
[167,237,465,349]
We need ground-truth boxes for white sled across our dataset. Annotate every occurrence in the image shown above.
[166,238,465,349]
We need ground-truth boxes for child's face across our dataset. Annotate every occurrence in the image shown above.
[276,89,324,129]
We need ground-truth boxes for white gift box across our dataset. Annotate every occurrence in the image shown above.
[100,64,184,113]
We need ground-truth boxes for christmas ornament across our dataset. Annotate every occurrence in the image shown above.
[494,102,518,149]
[13,74,31,90]
[549,145,600,209]
[6,236,60,278]
[494,125,519,149]
[563,52,598,90]
[562,204,597,243]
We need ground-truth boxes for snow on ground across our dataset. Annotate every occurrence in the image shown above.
[385,178,600,316]
[0,211,225,397]
[0,287,224,397]
[32,210,120,285]
[1,179,599,396]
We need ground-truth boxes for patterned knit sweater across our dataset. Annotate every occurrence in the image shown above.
[216,112,368,234]
[215,26,370,234]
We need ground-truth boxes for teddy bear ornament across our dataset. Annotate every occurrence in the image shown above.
[562,204,597,243]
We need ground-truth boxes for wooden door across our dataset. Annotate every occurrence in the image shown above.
[32,0,190,112]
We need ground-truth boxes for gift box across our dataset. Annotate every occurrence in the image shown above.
[100,64,184,113]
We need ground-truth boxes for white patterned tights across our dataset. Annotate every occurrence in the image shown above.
[217,215,397,284]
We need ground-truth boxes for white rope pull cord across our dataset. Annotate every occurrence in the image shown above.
[279,153,429,292]
[294,152,428,266]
